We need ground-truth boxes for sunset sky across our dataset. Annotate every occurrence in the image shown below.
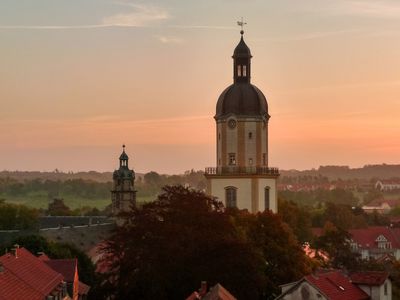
[1,0,400,174]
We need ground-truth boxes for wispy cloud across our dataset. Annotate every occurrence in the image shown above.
[281,29,361,41]
[102,3,169,27]
[0,2,170,30]
[0,25,110,30]
[308,0,400,18]
[169,25,235,30]
[156,35,183,44]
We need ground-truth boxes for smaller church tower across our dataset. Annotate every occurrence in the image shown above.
[111,145,137,215]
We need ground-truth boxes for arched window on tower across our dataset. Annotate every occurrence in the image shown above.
[243,65,247,77]
[264,187,270,211]
[225,186,237,208]
[237,65,242,77]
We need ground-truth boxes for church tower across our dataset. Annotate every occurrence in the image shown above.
[205,29,280,213]
[111,145,137,215]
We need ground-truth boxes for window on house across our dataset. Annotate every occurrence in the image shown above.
[249,158,253,165]
[262,153,267,166]
[229,153,236,165]
[248,132,252,139]
[384,283,388,295]
[265,187,270,211]
[243,65,247,76]
[225,187,237,208]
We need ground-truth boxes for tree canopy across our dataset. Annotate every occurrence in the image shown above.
[98,185,311,299]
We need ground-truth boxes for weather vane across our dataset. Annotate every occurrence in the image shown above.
[237,17,247,34]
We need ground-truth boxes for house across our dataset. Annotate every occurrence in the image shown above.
[375,180,400,192]
[276,270,391,300]
[350,271,391,300]
[349,227,400,260]
[0,246,67,300]
[40,256,90,300]
[0,246,90,300]
[186,281,237,300]
[312,227,400,261]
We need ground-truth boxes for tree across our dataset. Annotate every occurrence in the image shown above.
[313,222,361,270]
[0,202,39,230]
[99,185,312,299]
[98,185,267,299]
[278,198,312,243]
[230,209,312,298]
[47,198,71,216]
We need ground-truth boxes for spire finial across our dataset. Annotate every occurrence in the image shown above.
[237,17,247,35]
[122,144,126,151]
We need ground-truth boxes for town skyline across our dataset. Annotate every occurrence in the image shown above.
[1,0,400,174]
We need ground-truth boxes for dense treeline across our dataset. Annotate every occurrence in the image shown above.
[281,164,400,180]
[0,178,111,199]
[0,200,39,230]
[279,188,360,207]
[96,186,311,299]
[0,170,206,203]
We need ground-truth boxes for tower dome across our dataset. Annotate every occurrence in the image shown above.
[215,31,269,120]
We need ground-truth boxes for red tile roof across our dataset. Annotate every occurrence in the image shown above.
[78,281,91,295]
[38,253,50,261]
[350,271,389,286]
[202,284,237,300]
[312,226,400,249]
[349,227,400,249]
[45,258,77,282]
[0,266,43,300]
[0,247,63,299]
[305,271,369,300]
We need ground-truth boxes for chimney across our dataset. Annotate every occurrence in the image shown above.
[199,281,207,297]
[11,244,20,258]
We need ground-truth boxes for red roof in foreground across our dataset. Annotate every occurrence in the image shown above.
[79,281,91,295]
[202,284,237,300]
[0,266,43,300]
[305,271,369,300]
[0,247,63,300]
[45,258,77,282]
[350,271,389,286]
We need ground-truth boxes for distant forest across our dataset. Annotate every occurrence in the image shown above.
[0,164,399,210]
[1,163,399,182]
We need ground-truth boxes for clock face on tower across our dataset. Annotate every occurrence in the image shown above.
[228,119,237,129]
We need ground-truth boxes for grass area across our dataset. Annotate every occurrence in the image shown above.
[0,193,156,210]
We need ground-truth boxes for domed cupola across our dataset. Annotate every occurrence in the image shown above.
[113,145,135,180]
[215,30,269,120]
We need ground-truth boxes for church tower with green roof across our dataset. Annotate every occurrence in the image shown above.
[111,145,137,215]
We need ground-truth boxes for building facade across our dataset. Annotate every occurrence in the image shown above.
[276,270,391,300]
[205,30,279,213]
[111,145,137,215]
